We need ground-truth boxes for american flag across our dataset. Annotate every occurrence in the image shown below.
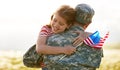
[84,31,109,49]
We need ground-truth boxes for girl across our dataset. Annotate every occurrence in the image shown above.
[36,5,76,58]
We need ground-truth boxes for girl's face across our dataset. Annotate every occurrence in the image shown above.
[50,13,69,34]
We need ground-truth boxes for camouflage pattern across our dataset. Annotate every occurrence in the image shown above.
[23,44,43,68]
[43,25,103,70]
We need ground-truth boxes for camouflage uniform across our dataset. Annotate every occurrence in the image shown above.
[44,25,103,70]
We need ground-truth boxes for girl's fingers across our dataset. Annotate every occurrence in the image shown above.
[73,39,82,47]
[73,37,84,46]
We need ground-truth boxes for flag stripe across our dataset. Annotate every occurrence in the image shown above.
[84,37,94,45]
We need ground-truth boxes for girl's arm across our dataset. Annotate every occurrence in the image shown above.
[36,36,76,55]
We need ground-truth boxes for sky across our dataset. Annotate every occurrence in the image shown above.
[0,0,120,51]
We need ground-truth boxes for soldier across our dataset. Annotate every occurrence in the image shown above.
[43,4,103,70]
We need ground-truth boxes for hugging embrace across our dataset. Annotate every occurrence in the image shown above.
[23,3,103,70]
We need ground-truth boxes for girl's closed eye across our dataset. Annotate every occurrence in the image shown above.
[59,22,65,26]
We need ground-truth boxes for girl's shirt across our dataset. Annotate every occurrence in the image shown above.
[39,25,53,37]
[39,25,53,68]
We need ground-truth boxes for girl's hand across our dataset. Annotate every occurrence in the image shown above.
[63,45,76,55]
[73,31,85,47]
[72,31,92,47]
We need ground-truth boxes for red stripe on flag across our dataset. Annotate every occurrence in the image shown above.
[88,37,94,45]
[84,37,94,45]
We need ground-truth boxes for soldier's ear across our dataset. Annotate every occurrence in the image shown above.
[83,23,90,29]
